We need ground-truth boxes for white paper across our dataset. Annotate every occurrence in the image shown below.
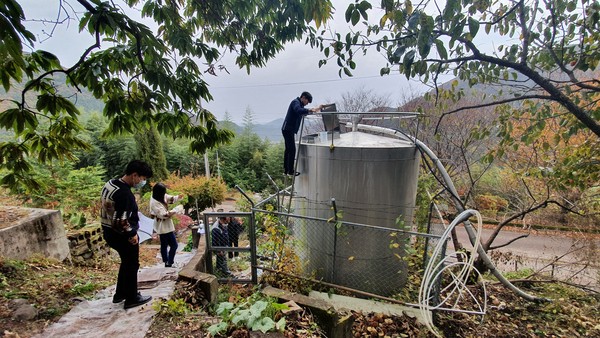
[137,212,154,243]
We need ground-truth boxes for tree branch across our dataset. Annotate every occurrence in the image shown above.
[430,28,600,137]
[20,11,102,108]
[502,279,600,294]
[518,0,530,65]
[482,198,583,251]
[480,1,521,25]
[488,233,529,250]
[434,94,555,134]
[76,0,96,13]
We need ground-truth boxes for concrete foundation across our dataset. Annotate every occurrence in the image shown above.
[0,207,71,261]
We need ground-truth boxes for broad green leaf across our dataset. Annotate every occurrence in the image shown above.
[468,17,479,37]
[251,317,276,333]
[345,4,354,23]
[351,10,360,25]
[434,39,448,59]
[207,322,228,336]
[402,50,416,77]
[275,317,286,331]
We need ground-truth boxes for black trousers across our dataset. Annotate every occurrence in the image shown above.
[159,231,178,265]
[228,235,239,258]
[282,129,296,174]
[103,227,140,301]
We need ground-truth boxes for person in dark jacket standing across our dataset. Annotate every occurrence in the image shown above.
[211,217,233,276]
[227,212,244,260]
[101,160,154,309]
[281,91,322,176]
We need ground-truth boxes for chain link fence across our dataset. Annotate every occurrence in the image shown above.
[253,206,446,304]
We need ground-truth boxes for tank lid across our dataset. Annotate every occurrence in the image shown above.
[309,131,413,148]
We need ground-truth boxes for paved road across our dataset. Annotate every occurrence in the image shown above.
[451,226,600,290]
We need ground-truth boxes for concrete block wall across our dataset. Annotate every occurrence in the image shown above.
[67,224,110,263]
[0,208,71,261]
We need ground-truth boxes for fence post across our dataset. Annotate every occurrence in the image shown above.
[331,198,338,283]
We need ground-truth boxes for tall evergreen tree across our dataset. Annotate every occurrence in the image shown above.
[134,123,169,181]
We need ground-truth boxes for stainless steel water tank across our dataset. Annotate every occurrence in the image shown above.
[293,131,420,295]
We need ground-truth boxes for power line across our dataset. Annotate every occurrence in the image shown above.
[211,75,390,89]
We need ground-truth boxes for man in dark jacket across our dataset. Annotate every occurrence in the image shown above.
[211,217,233,276]
[101,160,153,309]
[227,213,244,259]
[281,91,322,176]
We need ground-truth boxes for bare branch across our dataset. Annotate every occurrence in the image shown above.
[488,234,529,250]
[480,1,521,26]
[482,198,583,251]
[434,94,555,134]
[504,279,600,294]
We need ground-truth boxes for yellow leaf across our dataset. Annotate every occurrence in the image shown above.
[348,256,355,261]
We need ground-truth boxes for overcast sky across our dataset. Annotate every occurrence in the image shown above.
[20,1,433,124]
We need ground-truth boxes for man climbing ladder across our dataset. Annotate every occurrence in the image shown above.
[281,91,322,176]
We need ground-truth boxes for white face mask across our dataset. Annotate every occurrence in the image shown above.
[134,179,146,189]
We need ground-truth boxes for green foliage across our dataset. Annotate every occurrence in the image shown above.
[414,173,438,232]
[134,123,169,181]
[162,137,205,177]
[152,298,191,318]
[5,160,105,228]
[183,234,193,252]
[255,205,315,294]
[211,112,284,192]
[0,0,333,191]
[165,173,227,212]
[68,281,97,297]
[74,113,137,180]
[208,295,287,335]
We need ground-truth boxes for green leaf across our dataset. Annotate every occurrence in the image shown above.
[468,17,479,37]
[358,1,371,20]
[403,50,416,77]
[351,10,360,25]
[275,317,286,331]
[207,322,228,336]
[443,0,459,20]
[434,39,448,59]
[417,16,433,58]
[251,317,276,333]
[345,4,354,23]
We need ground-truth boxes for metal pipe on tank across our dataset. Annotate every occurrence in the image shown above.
[348,122,541,301]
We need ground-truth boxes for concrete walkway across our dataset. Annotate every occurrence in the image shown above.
[34,246,195,338]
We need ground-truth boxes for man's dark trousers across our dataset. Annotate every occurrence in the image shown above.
[282,129,296,174]
[103,227,140,301]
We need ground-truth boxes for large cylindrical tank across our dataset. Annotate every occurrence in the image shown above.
[292,131,420,295]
